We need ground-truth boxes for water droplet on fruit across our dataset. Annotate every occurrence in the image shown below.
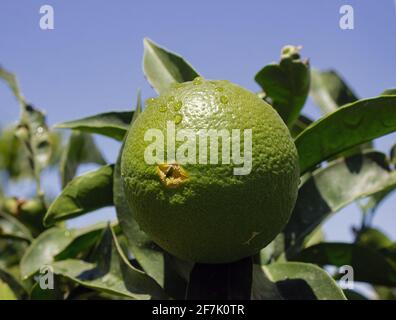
[172,83,183,89]
[215,87,224,92]
[193,76,203,85]
[174,101,183,111]
[147,97,156,104]
[159,105,167,112]
[168,96,175,102]
[174,114,183,124]
[220,95,229,104]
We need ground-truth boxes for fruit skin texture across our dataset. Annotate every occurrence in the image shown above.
[121,79,299,263]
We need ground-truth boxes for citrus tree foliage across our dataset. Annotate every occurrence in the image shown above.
[1,40,396,300]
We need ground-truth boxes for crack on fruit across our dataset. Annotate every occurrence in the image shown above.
[157,163,189,188]
[244,231,261,245]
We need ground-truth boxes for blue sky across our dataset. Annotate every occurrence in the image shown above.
[1,0,395,242]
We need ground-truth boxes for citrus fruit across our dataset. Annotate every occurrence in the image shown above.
[121,78,299,263]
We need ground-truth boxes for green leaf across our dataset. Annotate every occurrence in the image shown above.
[0,211,33,242]
[44,164,114,225]
[256,234,287,265]
[296,96,396,174]
[0,66,26,107]
[0,126,31,179]
[143,38,199,94]
[59,131,106,188]
[0,267,27,299]
[54,223,106,261]
[14,105,54,195]
[20,228,76,279]
[56,111,133,141]
[343,289,369,300]
[255,45,310,127]
[18,106,52,170]
[251,265,284,300]
[29,275,67,300]
[132,90,142,123]
[1,197,47,237]
[310,69,358,114]
[355,227,393,250]
[293,242,396,287]
[0,67,56,192]
[374,285,396,300]
[382,88,396,96]
[391,144,396,167]
[284,151,396,254]
[51,226,166,300]
[303,227,325,249]
[186,257,253,300]
[0,239,27,269]
[20,224,109,279]
[360,145,396,217]
[262,262,346,300]
[309,70,372,159]
[0,279,17,299]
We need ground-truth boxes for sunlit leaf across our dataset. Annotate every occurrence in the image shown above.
[20,224,109,279]
[285,151,396,254]
[0,211,33,242]
[44,165,114,225]
[0,66,26,107]
[143,38,199,94]
[296,96,396,174]
[50,226,166,300]
[56,111,133,141]
[262,262,346,300]
[0,267,27,299]
[0,279,17,299]
[310,69,358,114]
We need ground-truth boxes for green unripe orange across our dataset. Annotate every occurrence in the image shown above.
[121,78,299,263]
